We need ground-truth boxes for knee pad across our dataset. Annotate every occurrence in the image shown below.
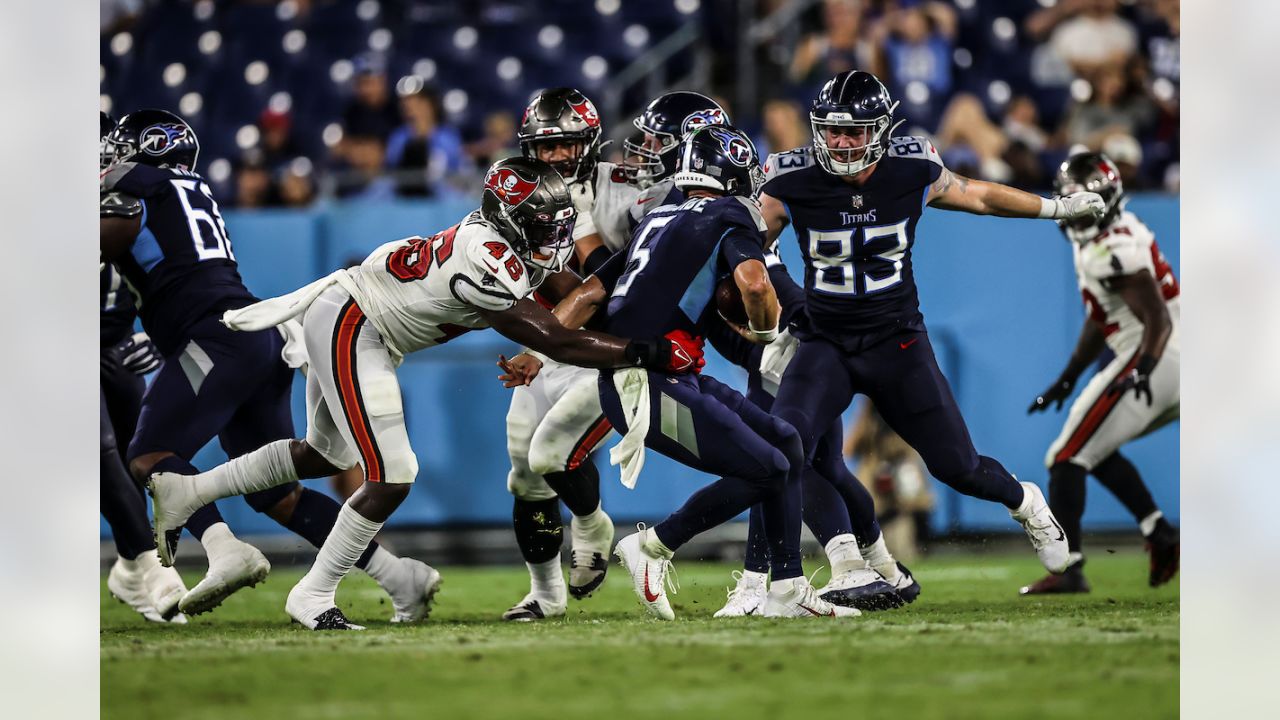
[512,497,563,564]
[381,451,419,485]
[244,481,301,513]
[507,467,557,502]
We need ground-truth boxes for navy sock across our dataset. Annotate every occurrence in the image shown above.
[284,487,380,568]
[760,471,804,580]
[1049,462,1087,553]
[1091,452,1158,524]
[799,465,854,548]
[148,456,224,540]
[101,448,155,559]
[743,504,770,574]
[655,475,769,551]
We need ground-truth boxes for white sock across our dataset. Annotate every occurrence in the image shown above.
[297,503,382,602]
[192,440,299,505]
[528,559,565,599]
[1139,510,1164,538]
[641,526,674,559]
[1066,551,1085,568]
[199,522,240,557]
[573,503,608,532]
[361,545,399,586]
[129,551,160,573]
[861,536,901,583]
[824,534,867,575]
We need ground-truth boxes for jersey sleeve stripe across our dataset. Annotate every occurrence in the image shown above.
[675,231,727,322]
[331,298,386,482]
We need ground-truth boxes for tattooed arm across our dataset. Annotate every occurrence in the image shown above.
[924,168,1057,217]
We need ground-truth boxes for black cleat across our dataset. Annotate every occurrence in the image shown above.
[501,600,548,622]
[307,607,365,631]
[892,561,922,604]
[1020,560,1090,595]
[1145,521,1180,587]
[568,552,609,599]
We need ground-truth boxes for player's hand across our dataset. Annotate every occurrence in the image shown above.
[724,319,777,345]
[1106,355,1157,406]
[625,331,706,374]
[1027,376,1075,414]
[1055,191,1106,221]
[497,353,542,388]
[115,332,162,375]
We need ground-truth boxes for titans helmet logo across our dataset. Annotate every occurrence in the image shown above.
[139,123,189,156]
[706,127,753,167]
[681,108,726,135]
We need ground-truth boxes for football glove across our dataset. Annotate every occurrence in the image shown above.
[1041,192,1106,220]
[1107,354,1157,406]
[1027,375,1076,414]
[115,332,162,375]
[625,330,706,374]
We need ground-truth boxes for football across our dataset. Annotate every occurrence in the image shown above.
[715,276,749,325]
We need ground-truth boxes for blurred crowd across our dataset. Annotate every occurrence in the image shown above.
[102,0,1179,208]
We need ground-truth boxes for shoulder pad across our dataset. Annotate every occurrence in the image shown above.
[763,147,814,183]
[728,196,768,233]
[101,161,175,198]
[887,136,944,168]
[100,191,142,218]
[461,228,534,302]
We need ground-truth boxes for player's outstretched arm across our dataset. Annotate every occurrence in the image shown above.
[731,259,781,344]
[1029,319,1106,413]
[759,192,790,244]
[552,275,608,331]
[926,168,1104,221]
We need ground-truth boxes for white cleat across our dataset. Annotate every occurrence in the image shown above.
[286,583,365,631]
[1011,481,1071,573]
[384,558,443,623]
[147,471,207,566]
[106,556,187,624]
[713,570,767,618]
[568,510,614,599]
[612,525,677,620]
[178,539,270,616]
[141,556,189,620]
[501,591,567,622]
[763,575,861,618]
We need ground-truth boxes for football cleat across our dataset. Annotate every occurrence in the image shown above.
[147,471,207,566]
[501,592,567,622]
[141,556,189,620]
[385,558,443,623]
[178,539,270,616]
[1145,522,1180,587]
[763,575,861,618]
[568,510,614,599]
[1020,560,1091,595]
[286,584,365,630]
[818,567,903,611]
[107,557,187,624]
[613,525,677,620]
[713,570,767,618]
[890,561,921,604]
[1010,481,1071,573]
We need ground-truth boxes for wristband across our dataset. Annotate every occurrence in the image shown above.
[1038,196,1062,219]
[581,245,613,277]
[748,322,780,343]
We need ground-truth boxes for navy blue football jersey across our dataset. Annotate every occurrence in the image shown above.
[100,262,137,348]
[761,137,944,339]
[102,162,256,354]
[705,248,806,371]
[603,194,767,340]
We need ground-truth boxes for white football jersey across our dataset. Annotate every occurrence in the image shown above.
[1071,210,1180,355]
[343,211,535,358]
[570,161,644,253]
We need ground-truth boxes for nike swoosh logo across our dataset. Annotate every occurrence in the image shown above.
[798,603,835,617]
[643,570,660,602]
[483,261,501,274]
[899,338,919,350]
[637,198,653,204]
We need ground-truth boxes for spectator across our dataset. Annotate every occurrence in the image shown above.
[385,80,466,197]
[789,0,882,95]
[334,135,395,201]
[1060,65,1155,149]
[341,54,401,142]
[757,99,810,157]
[877,1,956,98]
[258,108,303,172]
[1026,0,1138,77]
[278,158,317,208]
[234,149,273,209]
[464,110,519,170]
[1101,133,1145,189]
[933,93,1013,183]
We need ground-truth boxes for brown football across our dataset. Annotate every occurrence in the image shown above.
[715,277,749,325]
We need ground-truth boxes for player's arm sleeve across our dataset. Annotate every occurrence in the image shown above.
[767,261,807,325]
[719,227,767,271]
[101,162,172,197]
[590,249,629,294]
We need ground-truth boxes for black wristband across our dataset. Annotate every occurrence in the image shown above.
[581,245,613,277]
[624,339,668,370]
[1135,353,1158,376]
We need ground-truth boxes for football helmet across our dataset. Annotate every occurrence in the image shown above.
[100,111,116,170]
[624,91,729,188]
[673,125,764,199]
[518,87,602,185]
[480,157,577,281]
[1053,152,1126,243]
[810,70,902,176]
[103,109,200,172]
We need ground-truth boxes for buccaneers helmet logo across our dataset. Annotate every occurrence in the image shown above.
[485,167,539,206]
[567,97,601,128]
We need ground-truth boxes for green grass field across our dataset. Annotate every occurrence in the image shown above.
[102,550,1178,720]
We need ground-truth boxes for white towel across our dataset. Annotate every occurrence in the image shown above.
[608,367,651,489]
[758,328,798,395]
[276,319,309,375]
[221,270,346,332]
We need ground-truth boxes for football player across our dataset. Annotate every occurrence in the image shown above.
[498,88,642,621]
[1021,152,1180,594]
[99,111,189,623]
[757,71,1108,577]
[623,91,729,210]
[147,157,701,629]
[529,125,860,619]
[100,110,438,621]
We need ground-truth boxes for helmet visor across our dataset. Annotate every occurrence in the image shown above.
[522,208,577,275]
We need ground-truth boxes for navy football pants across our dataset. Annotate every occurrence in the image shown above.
[771,330,1023,511]
[599,371,807,579]
[101,348,154,559]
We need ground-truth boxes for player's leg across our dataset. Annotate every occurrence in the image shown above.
[528,369,615,600]
[286,293,424,630]
[1092,453,1180,586]
[861,332,1069,573]
[502,380,567,620]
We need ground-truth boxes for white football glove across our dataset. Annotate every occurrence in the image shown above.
[1040,192,1105,220]
[115,332,162,375]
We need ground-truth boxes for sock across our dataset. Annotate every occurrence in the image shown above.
[297,502,383,600]
[642,525,675,559]
[283,487,381,569]
[860,535,901,582]
[824,534,867,576]
[148,456,223,540]
[199,522,240,557]
[361,545,398,584]
[1066,551,1085,568]
[1048,462,1088,553]
[1092,452,1160,524]
[743,504,771,574]
[653,475,766,552]
[512,497,563,564]
[191,439,299,506]
[528,558,566,599]
[760,469,804,581]
[800,465,855,547]
[543,462,601,518]
[572,502,608,532]
[101,448,156,559]
[1139,510,1164,538]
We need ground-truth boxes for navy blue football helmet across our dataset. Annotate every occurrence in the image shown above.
[673,124,764,199]
[103,109,200,172]
[624,91,729,187]
[810,70,902,176]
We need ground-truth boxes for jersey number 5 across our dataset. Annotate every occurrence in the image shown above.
[387,225,458,282]
[809,219,909,296]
